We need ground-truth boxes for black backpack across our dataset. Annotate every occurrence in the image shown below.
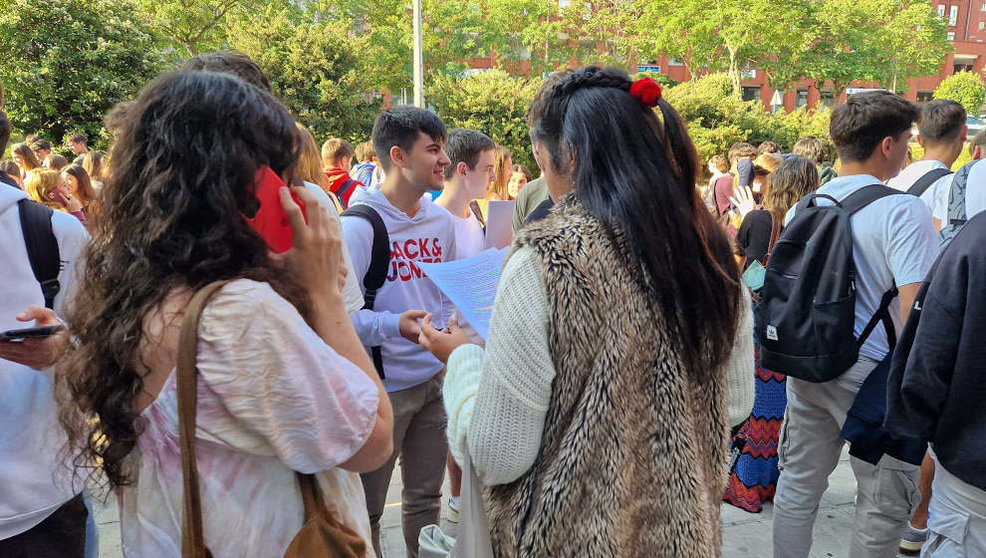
[906,167,951,198]
[17,199,61,309]
[340,204,390,378]
[755,185,901,382]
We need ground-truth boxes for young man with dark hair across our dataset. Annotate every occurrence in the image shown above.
[793,136,837,185]
[29,138,51,167]
[436,128,496,259]
[322,138,363,208]
[342,105,456,557]
[68,134,88,165]
[774,91,938,558]
[0,111,18,189]
[887,99,966,212]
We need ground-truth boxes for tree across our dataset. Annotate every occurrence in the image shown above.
[428,69,541,170]
[883,1,951,92]
[627,0,809,97]
[934,71,986,115]
[0,0,166,148]
[134,0,267,56]
[226,5,380,142]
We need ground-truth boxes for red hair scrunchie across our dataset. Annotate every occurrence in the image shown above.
[630,77,662,107]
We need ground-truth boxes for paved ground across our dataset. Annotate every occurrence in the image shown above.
[93,447,914,557]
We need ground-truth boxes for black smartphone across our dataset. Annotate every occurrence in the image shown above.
[0,325,65,342]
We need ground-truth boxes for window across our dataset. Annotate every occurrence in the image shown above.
[948,31,956,40]
[558,0,571,8]
[917,90,935,102]
[950,5,959,26]
[796,87,809,108]
[820,88,835,108]
[980,20,985,29]
[982,2,986,11]
[938,4,946,17]
[740,69,756,79]
[669,57,684,66]
[742,86,761,102]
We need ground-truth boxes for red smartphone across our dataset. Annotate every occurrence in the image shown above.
[245,166,306,253]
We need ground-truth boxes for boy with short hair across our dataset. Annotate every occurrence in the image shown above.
[887,99,966,212]
[773,91,938,558]
[342,106,456,557]
[793,136,837,185]
[435,128,497,259]
[322,138,363,208]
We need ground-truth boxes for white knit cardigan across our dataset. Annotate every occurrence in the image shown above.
[443,247,756,486]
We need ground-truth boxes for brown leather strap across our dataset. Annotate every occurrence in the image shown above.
[296,472,332,522]
[177,280,231,558]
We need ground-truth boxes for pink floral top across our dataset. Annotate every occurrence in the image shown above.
[118,280,379,557]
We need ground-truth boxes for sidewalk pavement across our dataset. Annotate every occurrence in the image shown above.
[93,447,914,557]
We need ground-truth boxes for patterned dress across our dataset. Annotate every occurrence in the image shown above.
[722,344,788,513]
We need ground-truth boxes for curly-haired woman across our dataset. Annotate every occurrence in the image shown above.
[56,71,393,557]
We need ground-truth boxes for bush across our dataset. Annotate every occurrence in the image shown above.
[428,69,542,171]
[934,70,986,115]
[664,72,833,163]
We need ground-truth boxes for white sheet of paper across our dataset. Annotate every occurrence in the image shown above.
[418,247,509,340]
[484,200,515,250]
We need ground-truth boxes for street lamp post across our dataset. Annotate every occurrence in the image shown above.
[412,0,423,107]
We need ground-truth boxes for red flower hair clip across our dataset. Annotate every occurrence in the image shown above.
[630,77,662,107]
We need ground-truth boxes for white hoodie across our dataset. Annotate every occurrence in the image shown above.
[341,187,457,392]
[0,185,88,539]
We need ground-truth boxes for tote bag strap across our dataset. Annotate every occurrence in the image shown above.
[177,280,232,558]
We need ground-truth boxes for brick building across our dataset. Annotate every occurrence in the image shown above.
[644,0,986,112]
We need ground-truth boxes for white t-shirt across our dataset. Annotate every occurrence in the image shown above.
[453,210,486,259]
[786,174,938,387]
[0,187,89,538]
[933,158,986,226]
[886,159,951,214]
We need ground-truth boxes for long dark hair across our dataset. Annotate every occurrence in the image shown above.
[62,164,98,210]
[528,67,741,381]
[57,71,308,487]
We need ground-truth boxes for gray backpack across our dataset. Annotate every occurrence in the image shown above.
[939,159,983,248]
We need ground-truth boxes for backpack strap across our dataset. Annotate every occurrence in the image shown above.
[945,159,977,228]
[468,200,487,231]
[840,184,903,215]
[906,167,951,198]
[340,204,391,378]
[17,199,61,309]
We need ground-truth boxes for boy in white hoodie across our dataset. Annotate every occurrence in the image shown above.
[342,106,456,557]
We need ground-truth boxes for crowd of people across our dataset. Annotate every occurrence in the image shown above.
[0,50,983,558]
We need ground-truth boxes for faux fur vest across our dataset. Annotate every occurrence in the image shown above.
[487,203,729,557]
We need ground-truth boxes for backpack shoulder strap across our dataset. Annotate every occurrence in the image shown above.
[17,199,61,309]
[340,204,390,308]
[906,167,951,198]
[840,184,902,216]
[946,160,977,227]
[340,204,390,379]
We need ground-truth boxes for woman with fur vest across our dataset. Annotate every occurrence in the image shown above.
[420,66,752,557]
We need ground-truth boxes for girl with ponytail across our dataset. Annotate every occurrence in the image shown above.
[420,66,753,557]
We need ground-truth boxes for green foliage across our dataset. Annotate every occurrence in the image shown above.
[665,73,831,162]
[428,69,542,170]
[0,0,166,149]
[226,5,380,143]
[134,0,262,56]
[934,71,986,115]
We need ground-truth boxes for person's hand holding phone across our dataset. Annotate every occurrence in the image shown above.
[0,306,66,370]
[280,186,348,309]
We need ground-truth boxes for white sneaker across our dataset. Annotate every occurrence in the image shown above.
[446,497,460,523]
[899,523,928,553]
